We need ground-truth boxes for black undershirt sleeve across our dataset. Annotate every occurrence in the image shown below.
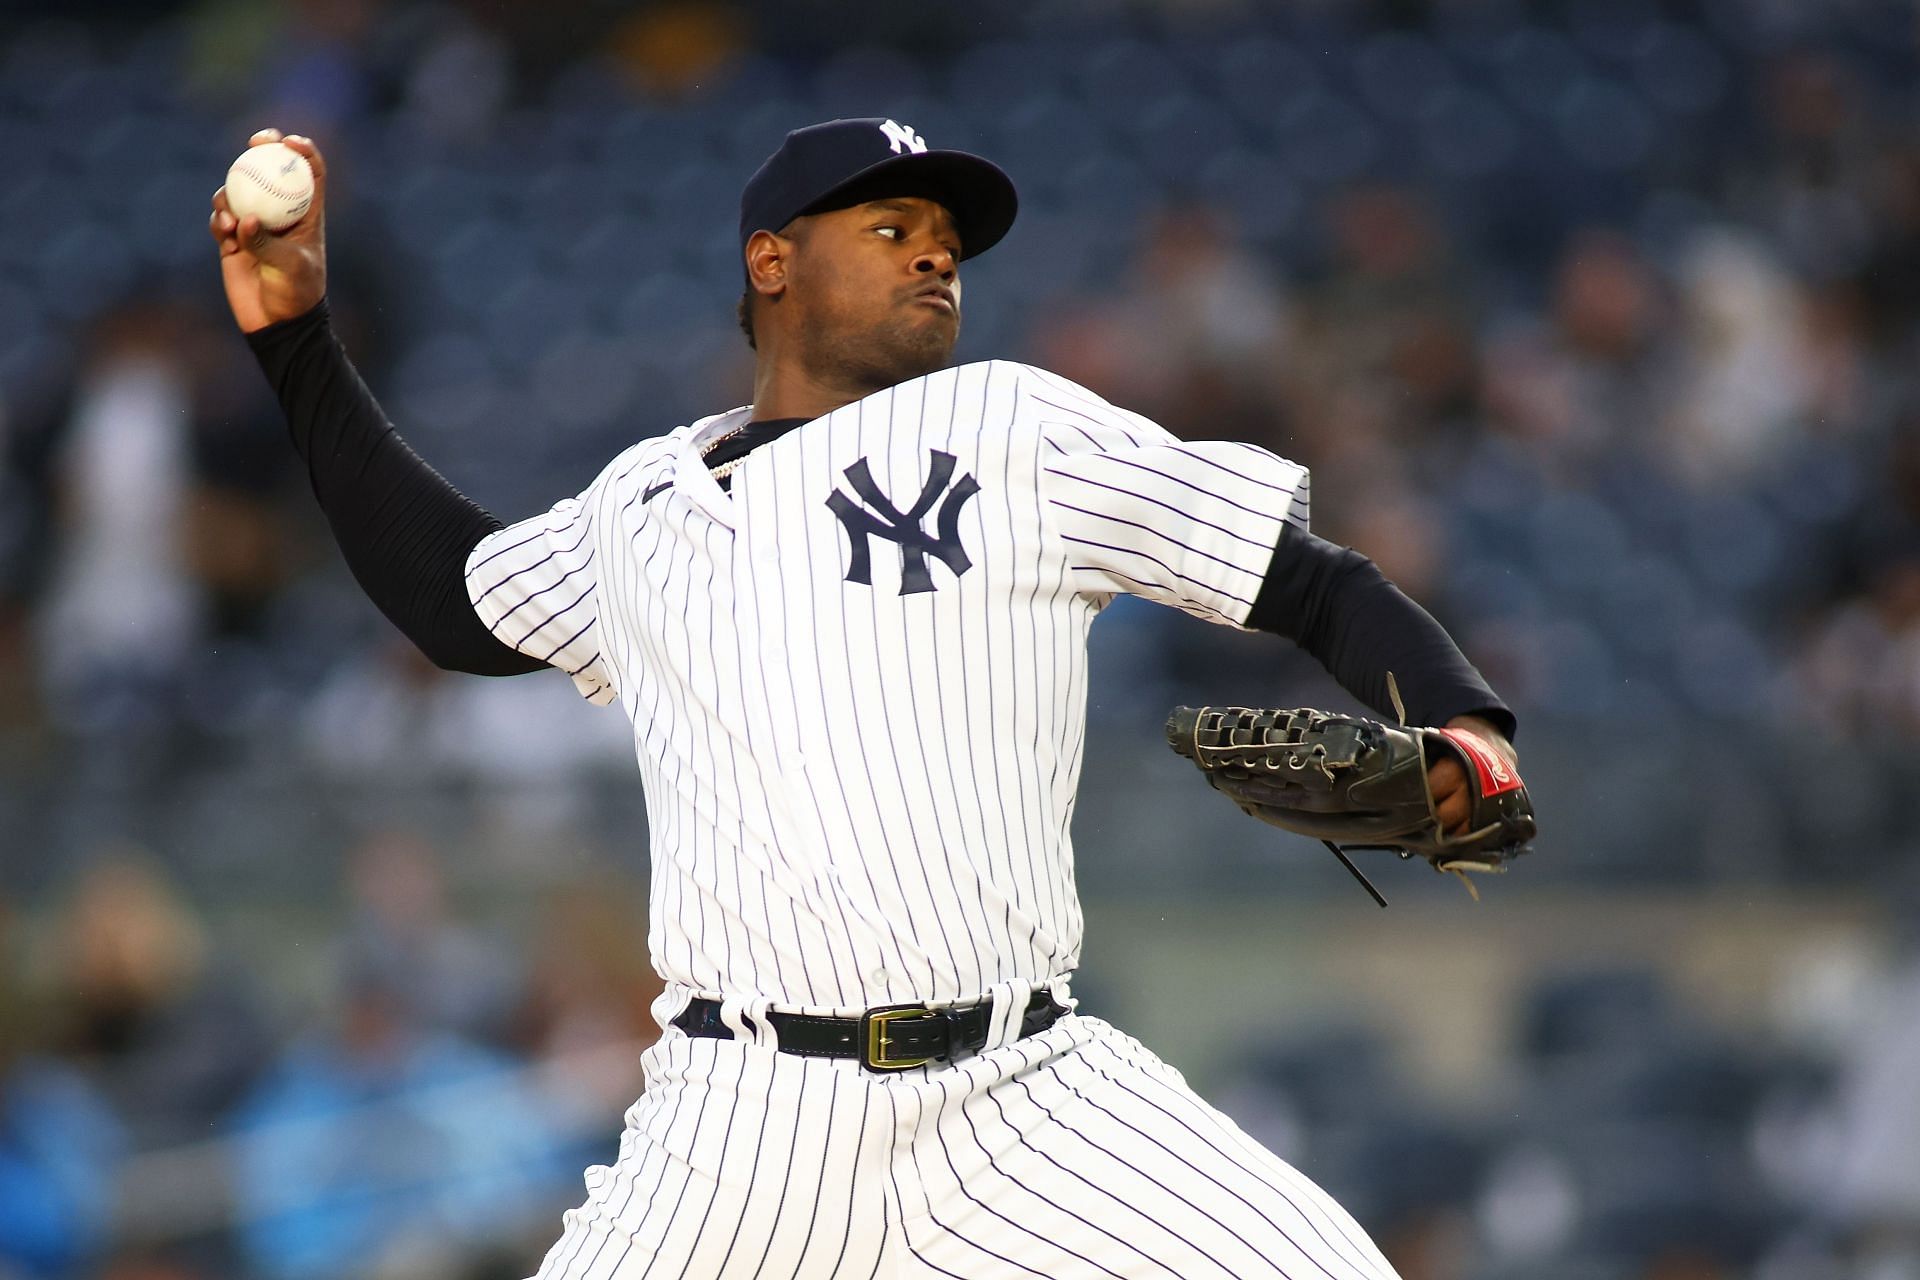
[1245,524,1518,740]
[246,300,544,677]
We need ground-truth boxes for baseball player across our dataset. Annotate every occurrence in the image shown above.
[211,119,1517,1279]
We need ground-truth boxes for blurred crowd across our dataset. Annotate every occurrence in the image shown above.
[1211,904,1920,1280]
[2,838,662,1280]
[6,841,1920,1280]
[3,0,1920,753]
[4,0,1920,1277]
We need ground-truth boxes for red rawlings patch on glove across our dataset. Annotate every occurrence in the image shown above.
[1433,727,1523,797]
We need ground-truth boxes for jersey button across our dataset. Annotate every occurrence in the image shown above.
[869,968,889,985]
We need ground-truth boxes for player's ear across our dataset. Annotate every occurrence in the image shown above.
[744,229,790,300]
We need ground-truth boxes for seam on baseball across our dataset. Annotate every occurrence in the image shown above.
[237,163,309,203]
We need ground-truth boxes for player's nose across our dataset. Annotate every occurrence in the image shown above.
[911,245,957,280]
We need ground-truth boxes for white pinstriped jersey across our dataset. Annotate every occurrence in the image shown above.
[466,361,1309,1013]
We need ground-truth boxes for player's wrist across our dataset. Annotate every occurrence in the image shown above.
[243,296,331,346]
[1443,714,1516,766]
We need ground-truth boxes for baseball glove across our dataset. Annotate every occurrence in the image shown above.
[1164,704,1536,904]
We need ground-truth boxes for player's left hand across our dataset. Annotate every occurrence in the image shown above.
[1166,704,1537,903]
[1431,715,1517,836]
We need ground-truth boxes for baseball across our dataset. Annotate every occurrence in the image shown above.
[224,141,314,232]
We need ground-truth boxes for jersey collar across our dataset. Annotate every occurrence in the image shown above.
[674,407,753,525]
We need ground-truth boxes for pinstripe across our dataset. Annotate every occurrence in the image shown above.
[711,520,763,996]
[1051,498,1270,575]
[897,377,994,983]
[588,1042,697,1276]
[540,616,597,665]
[933,369,1020,975]
[1028,420,1095,909]
[1014,380,1067,963]
[969,366,1032,990]
[952,1070,1175,1277]
[1025,1056,1344,1280]
[925,376,1029,974]
[1044,469,1276,548]
[812,398,919,1001]
[771,422,890,998]
[1023,368,1154,431]
[729,467,829,1004]
[465,521,555,579]
[862,1215,889,1280]
[975,1043,1234,1277]
[919,1073,1132,1280]
[886,1076,925,1245]
[629,507,696,985]
[904,1088,1058,1280]
[1040,416,1127,456]
[553,1048,689,1279]
[1075,450,1302,522]
[948,373,1023,980]
[1026,432,1072,965]
[469,367,1306,1008]
[652,522,705,990]
[1022,383,1156,446]
[820,399,926,997]
[501,579,592,648]
[473,517,595,602]
[861,388,966,991]
[1080,1037,1390,1278]
[755,470,847,1005]
[834,1075,881,1280]
[618,1043,739,1277]
[1062,534,1258,608]
[537,1011,1398,1280]
[493,556,596,631]
[758,1065,825,1280]
[693,516,770,998]
[973,1086,1200,1278]
[1163,442,1304,493]
[1009,565,1054,960]
[1027,396,1156,449]
[478,365,1387,1280]
[1067,563,1240,622]
[662,1046,764,1279]
[1023,1072,1315,1277]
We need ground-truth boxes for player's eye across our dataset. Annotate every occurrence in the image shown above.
[875,225,903,240]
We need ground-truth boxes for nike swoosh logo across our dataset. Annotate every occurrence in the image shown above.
[642,479,672,503]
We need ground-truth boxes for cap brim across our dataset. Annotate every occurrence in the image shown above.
[798,150,1018,261]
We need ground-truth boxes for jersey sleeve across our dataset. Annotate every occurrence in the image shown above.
[1024,369,1310,627]
[464,487,617,705]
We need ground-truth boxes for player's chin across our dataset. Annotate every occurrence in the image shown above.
[881,315,959,376]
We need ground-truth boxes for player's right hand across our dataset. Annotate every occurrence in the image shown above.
[209,129,327,334]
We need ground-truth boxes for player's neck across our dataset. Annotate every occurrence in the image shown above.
[749,359,873,424]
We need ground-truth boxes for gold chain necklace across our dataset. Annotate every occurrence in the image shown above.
[697,425,748,482]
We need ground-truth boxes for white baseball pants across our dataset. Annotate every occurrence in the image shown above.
[530,999,1400,1280]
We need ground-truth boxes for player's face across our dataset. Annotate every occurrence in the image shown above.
[785,197,965,390]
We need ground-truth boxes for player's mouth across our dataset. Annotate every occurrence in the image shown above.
[911,284,957,315]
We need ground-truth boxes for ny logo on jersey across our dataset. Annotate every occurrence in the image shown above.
[878,119,927,155]
[826,451,980,595]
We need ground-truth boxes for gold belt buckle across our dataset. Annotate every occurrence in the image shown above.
[862,1003,939,1072]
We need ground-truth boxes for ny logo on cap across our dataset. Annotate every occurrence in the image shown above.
[826,451,979,595]
[879,119,928,155]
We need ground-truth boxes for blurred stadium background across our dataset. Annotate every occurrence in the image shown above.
[3,0,1920,1277]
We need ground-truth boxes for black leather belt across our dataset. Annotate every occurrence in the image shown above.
[672,992,1066,1072]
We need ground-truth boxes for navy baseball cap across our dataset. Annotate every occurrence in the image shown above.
[739,117,1018,262]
